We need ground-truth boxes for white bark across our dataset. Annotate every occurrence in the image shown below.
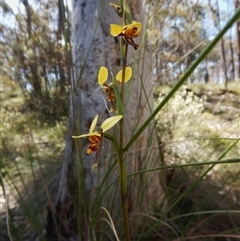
[58,0,120,197]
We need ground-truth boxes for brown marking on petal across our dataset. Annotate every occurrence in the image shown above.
[107,88,115,101]
[89,135,102,144]
[107,87,117,111]
[102,85,110,93]
[117,32,125,37]
[87,143,99,154]
[87,132,103,154]
[125,27,140,39]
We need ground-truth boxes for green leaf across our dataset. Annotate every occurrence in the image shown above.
[124,1,132,24]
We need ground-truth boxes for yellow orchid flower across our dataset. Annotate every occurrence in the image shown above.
[110,21,142,37]
[110,21,142,49]
[98,66,132,111]
[72,114,123,154]
[98,66,132,85]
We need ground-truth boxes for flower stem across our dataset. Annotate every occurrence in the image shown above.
[119,41,130,240]
[120,43,128,104]
[118,141,130,241]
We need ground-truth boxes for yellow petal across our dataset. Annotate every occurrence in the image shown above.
[90,115,98,133]
[116,67,132,83]
[122,21,141,30]
[98,66,108,85]
[128,21,142,32]
[101,115,123,132]
[72,131,101,139]
[110,24,123,37]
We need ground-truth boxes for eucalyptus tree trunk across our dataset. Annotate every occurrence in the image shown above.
[47,0,162,240]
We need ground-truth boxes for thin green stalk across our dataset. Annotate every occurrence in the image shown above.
[117,138,130,241]
[169,210,240,222]
[123,7,240,153]
[104,132,130,240]
[118,4,130,236]
[119,41,130,240]
[120,43,128,104]
[127,156,240,177]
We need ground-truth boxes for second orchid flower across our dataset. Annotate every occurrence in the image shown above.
[98,66,132,112]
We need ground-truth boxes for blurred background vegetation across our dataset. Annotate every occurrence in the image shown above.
[0,0,240,240]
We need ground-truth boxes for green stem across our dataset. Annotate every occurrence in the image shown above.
[118,141,130,241]
[104,133,130,240]
[119,41,130,241]
[120,43,128,101]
